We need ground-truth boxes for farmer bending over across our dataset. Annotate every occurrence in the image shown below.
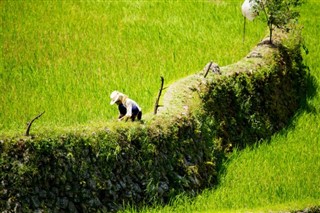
[110,91,142,121]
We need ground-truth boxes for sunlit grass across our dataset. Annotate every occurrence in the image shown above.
[2,0,318,211]
[120,0,320,212]
[0,1,266,136]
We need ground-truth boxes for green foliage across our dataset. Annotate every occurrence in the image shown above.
[124,1,320,212]
[0,114,217,212]
[0,26,308,212]
[0,1,313,212]
[252,0,304,43]
[0,1,266,134]
[200,28,307,150]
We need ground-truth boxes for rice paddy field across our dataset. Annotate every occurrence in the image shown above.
[1,0,265,136]
[1,0,319,212]
[120,1,320,212]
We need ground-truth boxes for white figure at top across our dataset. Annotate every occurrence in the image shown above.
[242,0,259,21]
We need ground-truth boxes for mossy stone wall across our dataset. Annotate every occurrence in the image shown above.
[0,29,307,212]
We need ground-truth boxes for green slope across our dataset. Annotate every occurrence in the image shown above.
[121,1,320,212]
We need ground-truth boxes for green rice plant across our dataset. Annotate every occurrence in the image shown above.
[120,0,320,212]
[0,0,266,136]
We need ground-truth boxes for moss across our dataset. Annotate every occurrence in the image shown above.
[0,28,308,212]
[201,28,307,150]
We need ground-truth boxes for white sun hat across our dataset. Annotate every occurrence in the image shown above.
[110,91,120,105]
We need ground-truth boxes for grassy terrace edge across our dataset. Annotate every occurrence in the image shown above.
[0,27,308,212]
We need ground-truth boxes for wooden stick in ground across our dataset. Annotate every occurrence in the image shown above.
[154,76,164,115]
[25,111,45,136]
[243,16,246,43]
[204,61,213,78]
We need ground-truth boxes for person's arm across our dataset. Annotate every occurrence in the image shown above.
[117,103,127,120]
[119,100,133,121]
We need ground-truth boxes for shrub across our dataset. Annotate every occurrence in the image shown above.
[200,28,307,150]
[0,28,308,212]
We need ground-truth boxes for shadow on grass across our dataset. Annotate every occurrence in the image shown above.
[216,69,318,184]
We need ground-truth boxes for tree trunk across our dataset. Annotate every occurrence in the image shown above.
[269,22,273,44]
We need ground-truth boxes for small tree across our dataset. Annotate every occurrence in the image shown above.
[251,0,304,44]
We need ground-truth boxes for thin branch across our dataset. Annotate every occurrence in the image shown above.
[25,111,45,136]
[154,76,165,115]
[260,1,269,21]
[259,1,273,43]
[204,61,213,78]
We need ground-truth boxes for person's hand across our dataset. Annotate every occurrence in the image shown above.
[118,116,127,121]
[119,115,129,122]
